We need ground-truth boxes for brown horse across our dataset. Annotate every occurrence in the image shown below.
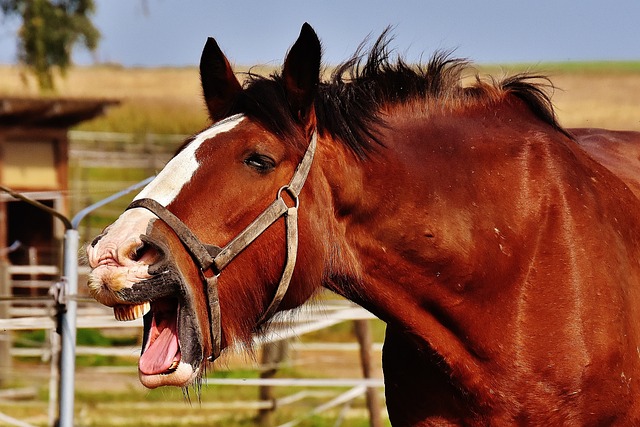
[87,23,640,425]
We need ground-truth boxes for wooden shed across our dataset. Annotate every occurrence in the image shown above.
[0,97,117,289]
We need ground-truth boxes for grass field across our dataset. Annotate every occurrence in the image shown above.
[0,60,639,134]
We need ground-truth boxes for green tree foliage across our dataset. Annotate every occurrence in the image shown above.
[0,0,100,91]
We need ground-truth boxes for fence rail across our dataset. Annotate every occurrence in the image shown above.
[8,266,59,276]
[2,298,386,426]
[69,130,184,169]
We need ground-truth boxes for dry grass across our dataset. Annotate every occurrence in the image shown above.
[0,65,209,134]
[474,63,640,131]
[1,62,639,134]
[551,73,640,130]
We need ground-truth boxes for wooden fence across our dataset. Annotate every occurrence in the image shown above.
[1,294,386,427]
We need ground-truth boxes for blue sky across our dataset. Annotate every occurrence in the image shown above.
[1,0,639,67]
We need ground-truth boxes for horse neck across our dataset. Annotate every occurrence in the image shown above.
[316,103,640,414]
[318,104,543,315]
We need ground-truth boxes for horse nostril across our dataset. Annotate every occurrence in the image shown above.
[130,241,148,262]
[91,232,106,247]
[133,235,166,267]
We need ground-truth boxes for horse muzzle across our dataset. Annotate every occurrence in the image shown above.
[87,232,173,309]
[87,221,214,388]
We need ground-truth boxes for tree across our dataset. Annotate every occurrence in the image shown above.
[0,0,100,91]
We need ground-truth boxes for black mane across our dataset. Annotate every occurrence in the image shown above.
[229,30,566,159]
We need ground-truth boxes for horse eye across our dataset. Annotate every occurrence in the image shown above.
[244,153,276,172]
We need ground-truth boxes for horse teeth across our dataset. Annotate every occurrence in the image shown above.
[114,302,151,321]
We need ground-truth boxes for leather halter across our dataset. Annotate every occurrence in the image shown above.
[127,129,317,361]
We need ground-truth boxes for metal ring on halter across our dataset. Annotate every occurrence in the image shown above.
[277,185,300,209]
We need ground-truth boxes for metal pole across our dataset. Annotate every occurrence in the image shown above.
[70,176,154,229]
[58,228,78,427]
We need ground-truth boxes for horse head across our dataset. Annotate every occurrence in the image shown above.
[86,23,327,389]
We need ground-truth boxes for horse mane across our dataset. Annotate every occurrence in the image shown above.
[231,29,568,159]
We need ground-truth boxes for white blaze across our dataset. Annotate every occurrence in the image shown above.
[135,114,244,206]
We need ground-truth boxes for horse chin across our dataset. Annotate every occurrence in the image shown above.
[138,361,199,389]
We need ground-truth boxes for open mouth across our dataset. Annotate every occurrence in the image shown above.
[112,294,201,388]
[139,297,181,376]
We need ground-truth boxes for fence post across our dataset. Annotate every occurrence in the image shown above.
[0,261,11,386]
[257,339,289,427]
[27,247,38,297]
[47,324,60,427]
[354,319,383,427]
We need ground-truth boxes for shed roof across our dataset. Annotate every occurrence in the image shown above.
[0,97,118,128]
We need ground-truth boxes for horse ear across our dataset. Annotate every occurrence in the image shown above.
[282,23,321,126]
[200,37,242,122]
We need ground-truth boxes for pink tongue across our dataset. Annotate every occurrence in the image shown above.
[139,325,179,375]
